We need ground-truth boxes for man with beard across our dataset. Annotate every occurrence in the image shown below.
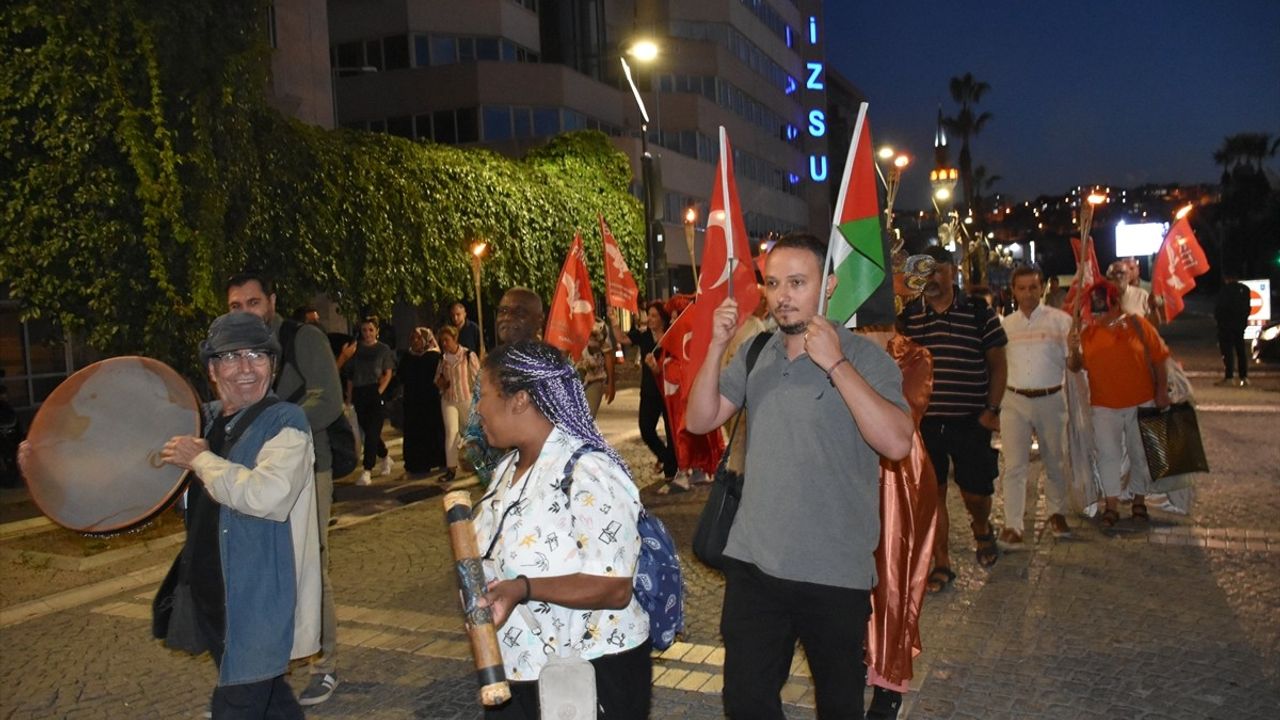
[899,245,1008,592]
[225,272,345,705]
[459,287,545,487]
[687,232,913,719]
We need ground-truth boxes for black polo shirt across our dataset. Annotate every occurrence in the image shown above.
[899,290,1007,418]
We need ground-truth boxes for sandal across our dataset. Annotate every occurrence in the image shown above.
[925,567,956,594]
[1101,508,1120,528]
[972,523,999,568]
[1131,503,1150,522]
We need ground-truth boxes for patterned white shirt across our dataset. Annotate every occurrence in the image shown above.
[472,427,648,680]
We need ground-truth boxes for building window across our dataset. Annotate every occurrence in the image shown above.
[364,40,384,71]
[336,42,362,72]
[414,35,430,67]
[433,110,457,143]
[430,35,456,66]
[458,37,476,63]
[513,107,533,138]
[483,106,513,141]
[532,107,560,136]
[476,37,500,61]
[456,107,479,143]
[414,114,433,140]
[387,115,414,138]
[384,35,410,70]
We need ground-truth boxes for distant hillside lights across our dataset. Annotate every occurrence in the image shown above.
[803,15,828,183]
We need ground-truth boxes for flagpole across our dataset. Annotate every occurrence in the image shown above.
[719,126,735,300]
[818,102,868,318]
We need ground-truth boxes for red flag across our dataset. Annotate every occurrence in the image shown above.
[1152,217,1209,321]
[1064,236,1102,319]
[657,294,725,475]
[661,126,761,375]
[599,214,640,314]
[544,233,596,360]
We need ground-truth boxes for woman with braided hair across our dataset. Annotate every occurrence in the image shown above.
[472,340,652,719]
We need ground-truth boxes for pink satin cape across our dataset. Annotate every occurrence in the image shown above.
[865,335,938,691]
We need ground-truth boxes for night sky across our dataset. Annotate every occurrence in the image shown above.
[824,0,1280,208]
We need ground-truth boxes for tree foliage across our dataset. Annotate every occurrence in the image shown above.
[0,0,644,374]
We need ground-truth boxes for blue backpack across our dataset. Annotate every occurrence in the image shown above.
[560,446,685,650]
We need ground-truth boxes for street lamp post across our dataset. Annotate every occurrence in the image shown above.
[876,146,911,234]
[621,46,663,301]
[683,205,698,285]
[470,240,488,356]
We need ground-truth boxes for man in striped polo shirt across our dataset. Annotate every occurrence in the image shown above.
[899,245,1008,591]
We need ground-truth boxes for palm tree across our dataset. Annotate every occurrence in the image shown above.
[971,164,1002,217]
[943,72,993,213]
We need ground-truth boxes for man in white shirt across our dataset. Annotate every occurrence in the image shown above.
[999,266,1074,541]
[1107,260,1157,321]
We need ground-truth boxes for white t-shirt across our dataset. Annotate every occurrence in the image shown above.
[472,427,648,680]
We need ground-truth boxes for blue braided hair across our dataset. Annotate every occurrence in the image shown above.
[483,340,630,476]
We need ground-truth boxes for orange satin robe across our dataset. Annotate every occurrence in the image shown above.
[866,335,938,691]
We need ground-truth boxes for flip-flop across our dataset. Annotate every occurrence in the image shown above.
[926,567,956,594]
[974,531,999,568]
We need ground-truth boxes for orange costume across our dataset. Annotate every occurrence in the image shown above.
[866,334,939,692]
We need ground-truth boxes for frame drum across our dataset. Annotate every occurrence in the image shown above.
[22,356,201,534]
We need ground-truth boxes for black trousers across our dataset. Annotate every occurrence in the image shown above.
[353,384,388,470]
[721,558,871,720]
[484,641,653,720]
[1217,328,1249,380]
[638,390,677,479]
[210,675,302,720]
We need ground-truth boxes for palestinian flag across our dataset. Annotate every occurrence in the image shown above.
[823,102,893,326]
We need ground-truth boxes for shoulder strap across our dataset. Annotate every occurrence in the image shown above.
[717,331,773,472]
[220,397,283,456]
[274,320,306,404]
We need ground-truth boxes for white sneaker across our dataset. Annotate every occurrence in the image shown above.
[356,470,372,486]
[379,456,394,477]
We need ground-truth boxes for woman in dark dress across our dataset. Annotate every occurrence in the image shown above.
[611,301,677,483]
[398,327,446,476]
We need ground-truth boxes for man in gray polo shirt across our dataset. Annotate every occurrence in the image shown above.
[687,233,913,719]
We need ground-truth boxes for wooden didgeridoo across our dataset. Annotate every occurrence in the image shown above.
[443,490,512,706]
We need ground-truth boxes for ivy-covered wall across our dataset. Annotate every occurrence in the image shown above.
[0,0,645,373]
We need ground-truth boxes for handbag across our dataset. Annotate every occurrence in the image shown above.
[1137,402,1209,480]
[691,332,771,570]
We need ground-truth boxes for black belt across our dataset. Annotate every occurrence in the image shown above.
[1007,385,1062,398]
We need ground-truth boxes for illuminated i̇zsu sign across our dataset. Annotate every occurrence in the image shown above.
[803,15,827,182]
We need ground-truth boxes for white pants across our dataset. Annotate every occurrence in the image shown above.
[999,390,1071,531]
[1090,404,1155,499]
[441,399,469,469]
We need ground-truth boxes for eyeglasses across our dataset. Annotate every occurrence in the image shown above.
[212,349,273,365]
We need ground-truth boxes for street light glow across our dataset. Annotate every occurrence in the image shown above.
[877,146,895,161]
[893,155,910,168]
[471,241,488,257]
[1175,203,1193,220]
[1086,192,1107,205]
[629,39,659,63]
[935,187,951,201]
[684,207,697,224]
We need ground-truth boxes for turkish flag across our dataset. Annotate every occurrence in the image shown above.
[1152,217,1210,321]
[544,233,596,360]
[657,295,726,475]
[599,214,640,314]
[660,127,761,377]
[1064,236,1102,319]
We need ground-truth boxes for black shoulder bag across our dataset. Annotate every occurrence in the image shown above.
[691,331,771,570]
